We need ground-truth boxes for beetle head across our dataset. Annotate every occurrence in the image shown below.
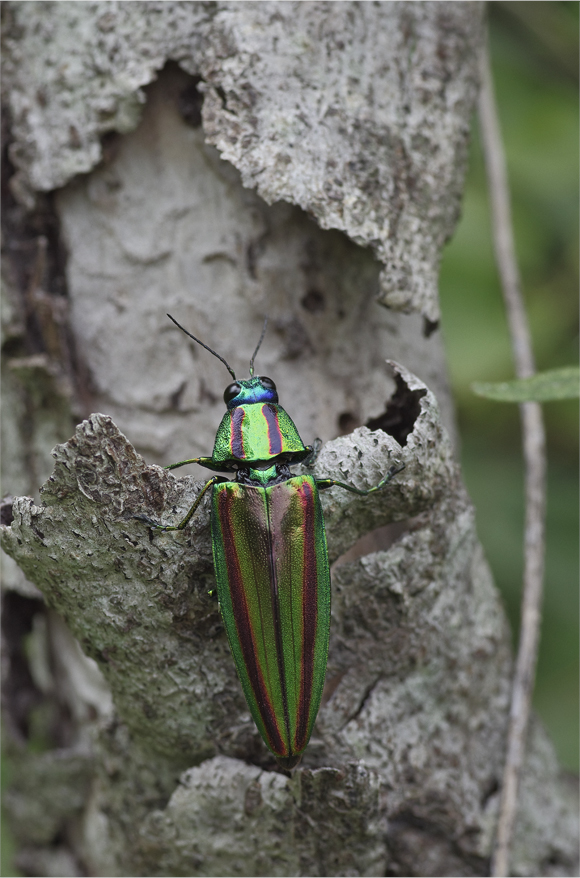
[223,376,278,409]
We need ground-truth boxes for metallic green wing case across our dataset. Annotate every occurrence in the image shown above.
[211,473,330,765]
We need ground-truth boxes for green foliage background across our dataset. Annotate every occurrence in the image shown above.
[439,1,579,770]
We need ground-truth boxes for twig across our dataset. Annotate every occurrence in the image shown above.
[478,40,547,878]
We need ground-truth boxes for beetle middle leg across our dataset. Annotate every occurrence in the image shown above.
[316,461,405,495]
[134,476,220,531]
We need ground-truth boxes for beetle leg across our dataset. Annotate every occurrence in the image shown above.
[302,438,323,467]
[165,456,214,471]
[316,462,405,495]
[134,476,220,531]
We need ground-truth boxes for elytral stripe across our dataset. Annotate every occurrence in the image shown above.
[263,404,283,456]
[230,407,245,459]
[217,488,288,755]
[293,480,319,752]
[264,480,302,751]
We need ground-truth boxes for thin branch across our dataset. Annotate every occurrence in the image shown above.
[478,41,547,878]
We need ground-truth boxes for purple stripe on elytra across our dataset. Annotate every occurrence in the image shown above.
[230,407,245,458]
[263,404,283,456]
[218,489,288,756]
[294,481,318,752]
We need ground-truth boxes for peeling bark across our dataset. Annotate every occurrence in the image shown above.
[4,2,480,322]
[2,373,577,876]
[1,3,577,876]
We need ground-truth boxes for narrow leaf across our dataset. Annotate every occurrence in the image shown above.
[472,367,580,403]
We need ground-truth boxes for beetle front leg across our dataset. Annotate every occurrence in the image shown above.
[302,438,323,468]
[316,461,405,495]
[164,456,215,471]
[134,476,219,531]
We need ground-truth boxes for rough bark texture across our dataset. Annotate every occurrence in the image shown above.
[4,1,478,323]
[1,3,578,877]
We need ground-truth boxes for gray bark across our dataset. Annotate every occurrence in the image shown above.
[1,3,577,876]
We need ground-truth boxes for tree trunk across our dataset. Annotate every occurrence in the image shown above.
[1,3,577,876]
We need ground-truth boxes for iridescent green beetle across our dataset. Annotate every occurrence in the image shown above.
[137,314,404,768]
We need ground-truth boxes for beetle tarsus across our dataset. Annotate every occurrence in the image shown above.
[376,461,406,488]
[132,513,172,531]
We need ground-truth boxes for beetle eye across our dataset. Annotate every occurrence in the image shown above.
[259,376,276,391]
[223,382,241,404]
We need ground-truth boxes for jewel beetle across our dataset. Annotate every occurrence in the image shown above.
[136,314,404,768]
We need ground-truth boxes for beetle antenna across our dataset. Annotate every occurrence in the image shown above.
[249,316,268,377]
[167,314,237,381]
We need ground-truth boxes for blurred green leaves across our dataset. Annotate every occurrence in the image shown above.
[439,1,579,770]
[440,3,579,460]
[473,366,580,402]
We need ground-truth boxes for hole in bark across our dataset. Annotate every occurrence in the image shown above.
[337,411,359,435]
[422,316,439,338]
[1,496,14,526]
[480,777,499,806]
[1,592,46,741]
[215,85,227,108]
[198,378,219,405]
[100,130,122,164]
[543,852,567,870]
[301,289,326,312]
[273,315,312,359]
[178,77,204,128]
[170,380,187,410]
[1,335,25,358]
[366,372,426,446]
[246,239,266,279]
